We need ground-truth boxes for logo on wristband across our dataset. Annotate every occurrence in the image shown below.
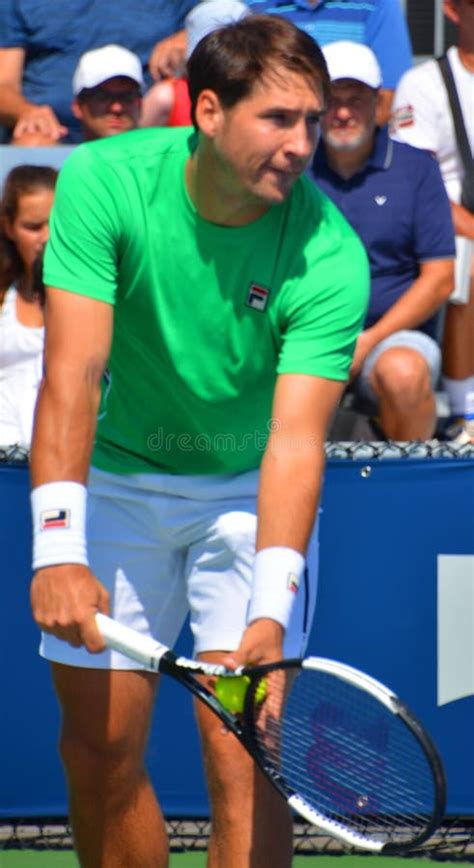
[287,572,300,594]
[40,508,71,530]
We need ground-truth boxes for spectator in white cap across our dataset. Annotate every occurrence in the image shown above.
[309,41,455,441]
[72,44,143,141]
[141,0,251,127]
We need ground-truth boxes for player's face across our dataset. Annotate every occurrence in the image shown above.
[321,80,378,152]
[206,69,324,206]
[5,188,55,270]
[73,77,141,140]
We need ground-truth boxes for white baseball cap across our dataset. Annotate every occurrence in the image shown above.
[185,0,251,59]
[322,41,382,89]
[73,44,144,96]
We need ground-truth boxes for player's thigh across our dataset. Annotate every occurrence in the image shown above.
[186,499,319,658]
[52,663,158,757]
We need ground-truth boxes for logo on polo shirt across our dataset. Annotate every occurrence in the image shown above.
[375,195,387,206]
[246,283,270,312]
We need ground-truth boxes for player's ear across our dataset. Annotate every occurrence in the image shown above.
[194,89,224,137]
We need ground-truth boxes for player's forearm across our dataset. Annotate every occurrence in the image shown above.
[30,370,102,487]
[367,261,454,345]
[257,437,324,555]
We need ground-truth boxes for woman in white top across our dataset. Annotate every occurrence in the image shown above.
[0,165,57,447]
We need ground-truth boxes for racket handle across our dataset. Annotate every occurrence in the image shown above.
[95,613,167,671]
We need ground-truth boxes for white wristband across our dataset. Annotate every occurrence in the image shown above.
[31,482,88,569]
[247,546,305,631]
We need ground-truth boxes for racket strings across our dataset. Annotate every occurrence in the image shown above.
[250,667,437,845]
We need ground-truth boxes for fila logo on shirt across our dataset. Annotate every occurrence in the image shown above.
[246,283,270,312]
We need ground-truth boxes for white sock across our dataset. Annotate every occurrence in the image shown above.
[442,376,474,416]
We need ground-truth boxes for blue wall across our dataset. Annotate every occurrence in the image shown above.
[1,458,473,817]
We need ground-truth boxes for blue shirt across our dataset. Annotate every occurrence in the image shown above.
[0,0,196,143]
[309,127,455,339]
[247,0,413,89]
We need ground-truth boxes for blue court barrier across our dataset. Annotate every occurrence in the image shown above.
[1,456,473,817]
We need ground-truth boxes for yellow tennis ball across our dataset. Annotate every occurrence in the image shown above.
[215,675,250,713]
[255,677,268,705]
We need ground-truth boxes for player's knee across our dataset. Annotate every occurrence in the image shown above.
[372,348,431,405]
[59,727,142,797]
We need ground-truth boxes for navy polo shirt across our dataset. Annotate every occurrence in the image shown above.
[309,127,455,339]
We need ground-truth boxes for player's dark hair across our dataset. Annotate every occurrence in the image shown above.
[0,164,57,292]
[187,14,330,128]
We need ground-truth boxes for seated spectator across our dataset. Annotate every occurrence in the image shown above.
[148,0,413,125]
[141,1,251,128]
[71,45,143,141]
[391,0,474,443]
[309,42,455,440]
[0,165,57,447]
[0,0,195,144]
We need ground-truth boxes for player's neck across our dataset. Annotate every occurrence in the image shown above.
[185,148,269,227]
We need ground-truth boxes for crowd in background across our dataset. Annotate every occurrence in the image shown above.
[1,0,473,448]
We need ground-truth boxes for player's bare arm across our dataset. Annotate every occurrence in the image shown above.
[30,288,113,652]
[227,373,346,669]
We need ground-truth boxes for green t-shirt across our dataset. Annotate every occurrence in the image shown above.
[44,127,369,475]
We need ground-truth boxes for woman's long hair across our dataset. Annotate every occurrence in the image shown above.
[0,164,58,291]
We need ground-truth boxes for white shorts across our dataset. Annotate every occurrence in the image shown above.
[41,467,320,669]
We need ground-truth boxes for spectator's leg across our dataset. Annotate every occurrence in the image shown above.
[52,663,167,868]
[369,346,436,439]
[441,274,474,417]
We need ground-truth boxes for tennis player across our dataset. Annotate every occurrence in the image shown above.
[30,15,369,868]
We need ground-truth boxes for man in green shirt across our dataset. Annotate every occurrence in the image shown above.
[30,15,369,868]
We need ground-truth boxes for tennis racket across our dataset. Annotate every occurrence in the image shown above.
[95,613,446,854]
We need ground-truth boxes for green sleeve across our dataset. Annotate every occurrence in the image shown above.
[43,145,123,303]
[277,231,370,381]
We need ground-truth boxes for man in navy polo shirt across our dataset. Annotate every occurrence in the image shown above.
[309,41,455,440]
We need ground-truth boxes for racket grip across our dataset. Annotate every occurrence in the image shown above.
[95,613,167,671]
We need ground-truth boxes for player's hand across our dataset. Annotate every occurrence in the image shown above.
[30,564,109,653]
[13,105,68,141]
[148,30,187,80]
[221,618,284,670]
